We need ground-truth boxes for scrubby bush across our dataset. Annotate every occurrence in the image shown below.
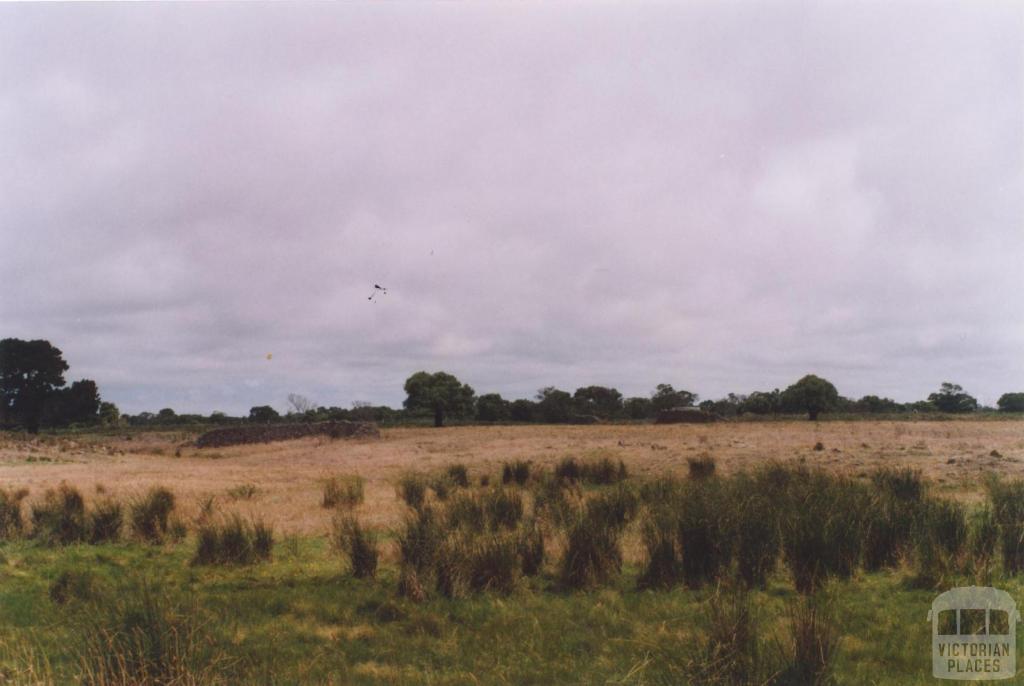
[192,515,273,565]
[333,516,379,579]
[31,483,87,545]
[88,499,123,544]
[130,487,175,544]
[322,475,364,509]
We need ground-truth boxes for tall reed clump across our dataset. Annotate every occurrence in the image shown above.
[730,474,780,590]
[559,489,631,589]
[968,505,999,581]
[396,505,442,601]
[0,487,28,540]
[70,580,229,685]
[445,463,470,488]
[31,483,87,545]
[88,499,124,544]
[192,515,273,566]
[532,473,578,530]
[436,531,522,598]
[861,468,924,572]
[638,508,682,590]
[555,456,628,485]
[333,515,379,579]
[777,469,866,594]
[691,585,764,686]
[986,477,1024,574]
[677,478,732,589]
[129,487,176,544]
[779,595,841,686]
[321,475,364,509]
[910,497,966,589]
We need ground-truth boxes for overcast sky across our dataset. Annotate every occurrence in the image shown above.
[1,2,1022,414]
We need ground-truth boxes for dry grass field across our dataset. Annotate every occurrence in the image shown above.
[2,419,1021,537]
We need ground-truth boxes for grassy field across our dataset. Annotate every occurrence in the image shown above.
[3,420,1024,684]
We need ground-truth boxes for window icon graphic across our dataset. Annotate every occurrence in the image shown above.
[929,587,1019,680]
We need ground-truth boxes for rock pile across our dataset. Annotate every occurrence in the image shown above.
[195,420,379,448]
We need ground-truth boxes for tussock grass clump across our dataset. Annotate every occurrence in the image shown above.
[501,460,531,486]
[586,483,639,531]
[778,470,866,594]
[730,476,780,590]
[687,455,717,480]
[968,505,998,580]
[518,519,545,576]
[555,456,628,485]
[192,515,273,566]
[129,487,176,544]
[483,487,524,530]
[909,498,966,589]
[446,488,524,531]
[333,516,379,579]
[72,581,227,685]
[693,586,763,686]
[88,499,123,544]
[985,477,1024,574]
[872,467,925,503]
[322,475,364,509]
[560,509,624,590]
[445,492,486,532]
[677,479,732,589]
[396,506,444,601]
[397,473,428,510]
[31,483,87,546]
[532,473,578,529]
[780,596,841,686]
[0,487,28,540]
[445,463,470,488]
[638,510,682,590]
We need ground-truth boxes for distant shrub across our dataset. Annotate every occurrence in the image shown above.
[31,483,87,546]
[0,488,28,540]
[501,460,531,486]
[397,473,428,510]
[88,499,123,544]
[130,487,175,544]
[322,475,364,509]
[192,515,273,566]
[333,516,379,579]
[687,456,716,480]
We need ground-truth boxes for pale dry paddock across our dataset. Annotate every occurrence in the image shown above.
[2,421,1023,538]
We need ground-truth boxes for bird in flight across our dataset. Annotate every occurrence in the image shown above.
[368,284,388,301]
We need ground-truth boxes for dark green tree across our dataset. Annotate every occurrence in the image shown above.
[535,387,573,423]
[997,393,1024,413]
[509,399,535,422]
[741,390,781,415]
[0,338,69,432]
[476,393,510,422]
[99,401,121,425]
[572,385,623,419]
[650,384,698,413]
[403,371,475,427]
[623,396,653,419]
[855,395,901,414]
[928,382,978,414]
[249,405,280,423]
[780,374,839,421]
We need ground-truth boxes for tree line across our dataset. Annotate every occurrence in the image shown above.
[3,338,1024,432]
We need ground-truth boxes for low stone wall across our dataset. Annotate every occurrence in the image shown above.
[654,408,721,424]
[195,420,380,448]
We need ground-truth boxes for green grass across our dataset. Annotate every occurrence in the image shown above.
[4,536,1021,684]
